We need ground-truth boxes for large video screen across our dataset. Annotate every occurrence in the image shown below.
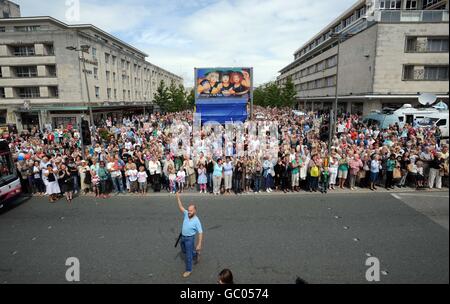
[196,68,252,99]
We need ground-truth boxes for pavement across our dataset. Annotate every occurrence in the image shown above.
[0,189,448,284]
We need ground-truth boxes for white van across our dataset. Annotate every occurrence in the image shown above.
[393,104,448,131]
[416,114,449,138]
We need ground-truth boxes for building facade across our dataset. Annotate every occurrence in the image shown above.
[277,0,449,116]
[0,16,183,131]
[0,0,20,18]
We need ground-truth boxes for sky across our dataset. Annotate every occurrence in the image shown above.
[15,0,356,87]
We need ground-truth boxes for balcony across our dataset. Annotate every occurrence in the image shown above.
[378,10,449,23]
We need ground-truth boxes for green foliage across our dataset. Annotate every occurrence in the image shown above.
[154,80,171,112]
[154,80,192,113]
[254,77,298,108]
[281,76,297,108]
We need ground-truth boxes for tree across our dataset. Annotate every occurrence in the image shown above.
[154,80,170,113]
[265,83,282,107]
[186,88,195,109]
[253,87,266,107]
[281,76,297,108]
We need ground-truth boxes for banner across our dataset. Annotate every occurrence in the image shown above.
[196,68,252,99]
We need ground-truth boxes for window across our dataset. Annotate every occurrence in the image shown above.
[44,44,54,56]
[406,37,449,52]
[390,0,401,9]
[326,56,337,68]
[326,76,336,87]
[93,68,98,79]
[92,47,97,59]
[317,61,325,71]
[379,0,386,9]
[315,79,324,88]
[437,119,447,127]
[114,89,117,99]
[308,65,316,74]
[424,66,449,80]
[107,88,111,99]
[95,86,100,98]
[14,26,40,32]
[113,72,116,84]
[15,66,37,78]
[404,65,448,80]
[47,65,57,77]
[403,65,415,80]
[0,27,5,32]
[406,0,417,9]
[13,45,35,56]
[123,90,126,100]
[49,86,59,97]
[406,37,418,52]
[427,38,449,52]
[105,53,110,64]
[18,87,40,98]
[106,71,110,81]
[0,87,5,98]
[112,56,116,65]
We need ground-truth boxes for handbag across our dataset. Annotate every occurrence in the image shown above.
[393,168,402,179]
[48,173,56,182]
[407,164,414,173]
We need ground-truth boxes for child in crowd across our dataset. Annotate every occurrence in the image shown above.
[137,166,148,195]
[126,163,138,193]
[177,167,186,193]
[91,170,100,197]
[320,166,330,194]
[168,165,177,194]
[415,161,425,189]
[197,163,207,194]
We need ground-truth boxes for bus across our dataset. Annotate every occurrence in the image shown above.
[0,139,21,208]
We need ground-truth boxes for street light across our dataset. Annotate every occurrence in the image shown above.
[328,32,354,152]
[66,44,94,129]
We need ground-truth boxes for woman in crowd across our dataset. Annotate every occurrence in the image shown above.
[43,163,60,203]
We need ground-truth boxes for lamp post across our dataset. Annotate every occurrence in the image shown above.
[66,45,94,129]
[328,32,353,152]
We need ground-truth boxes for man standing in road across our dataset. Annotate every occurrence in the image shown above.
[176,192,204,278]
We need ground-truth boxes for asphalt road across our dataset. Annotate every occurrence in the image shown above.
[0,190,448,284]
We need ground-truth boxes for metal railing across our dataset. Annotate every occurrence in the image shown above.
[378,10,449,23]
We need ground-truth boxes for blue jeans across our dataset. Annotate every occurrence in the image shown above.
[73,175,79,192]
[264,174,273,190]
[254,176,261,192]
[207,173,213,192]
[181,235,197,272]
[112,176,124,193]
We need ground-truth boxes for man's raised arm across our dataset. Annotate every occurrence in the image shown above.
[176,192,186,213]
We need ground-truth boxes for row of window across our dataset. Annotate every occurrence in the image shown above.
[405,36,449,53]
[0,26,41,32]
[378,0,419,10]
[6,44,55,57]
[0,65,57,78]
[296,76,337,91]
[0,86,58,98]
[96,87,149,101]
[403,65,449,81]
[289,55,338,81]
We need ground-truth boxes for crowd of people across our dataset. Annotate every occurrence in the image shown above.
[5,106,449,203]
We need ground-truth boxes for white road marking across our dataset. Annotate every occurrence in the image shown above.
[393,193,449,198]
